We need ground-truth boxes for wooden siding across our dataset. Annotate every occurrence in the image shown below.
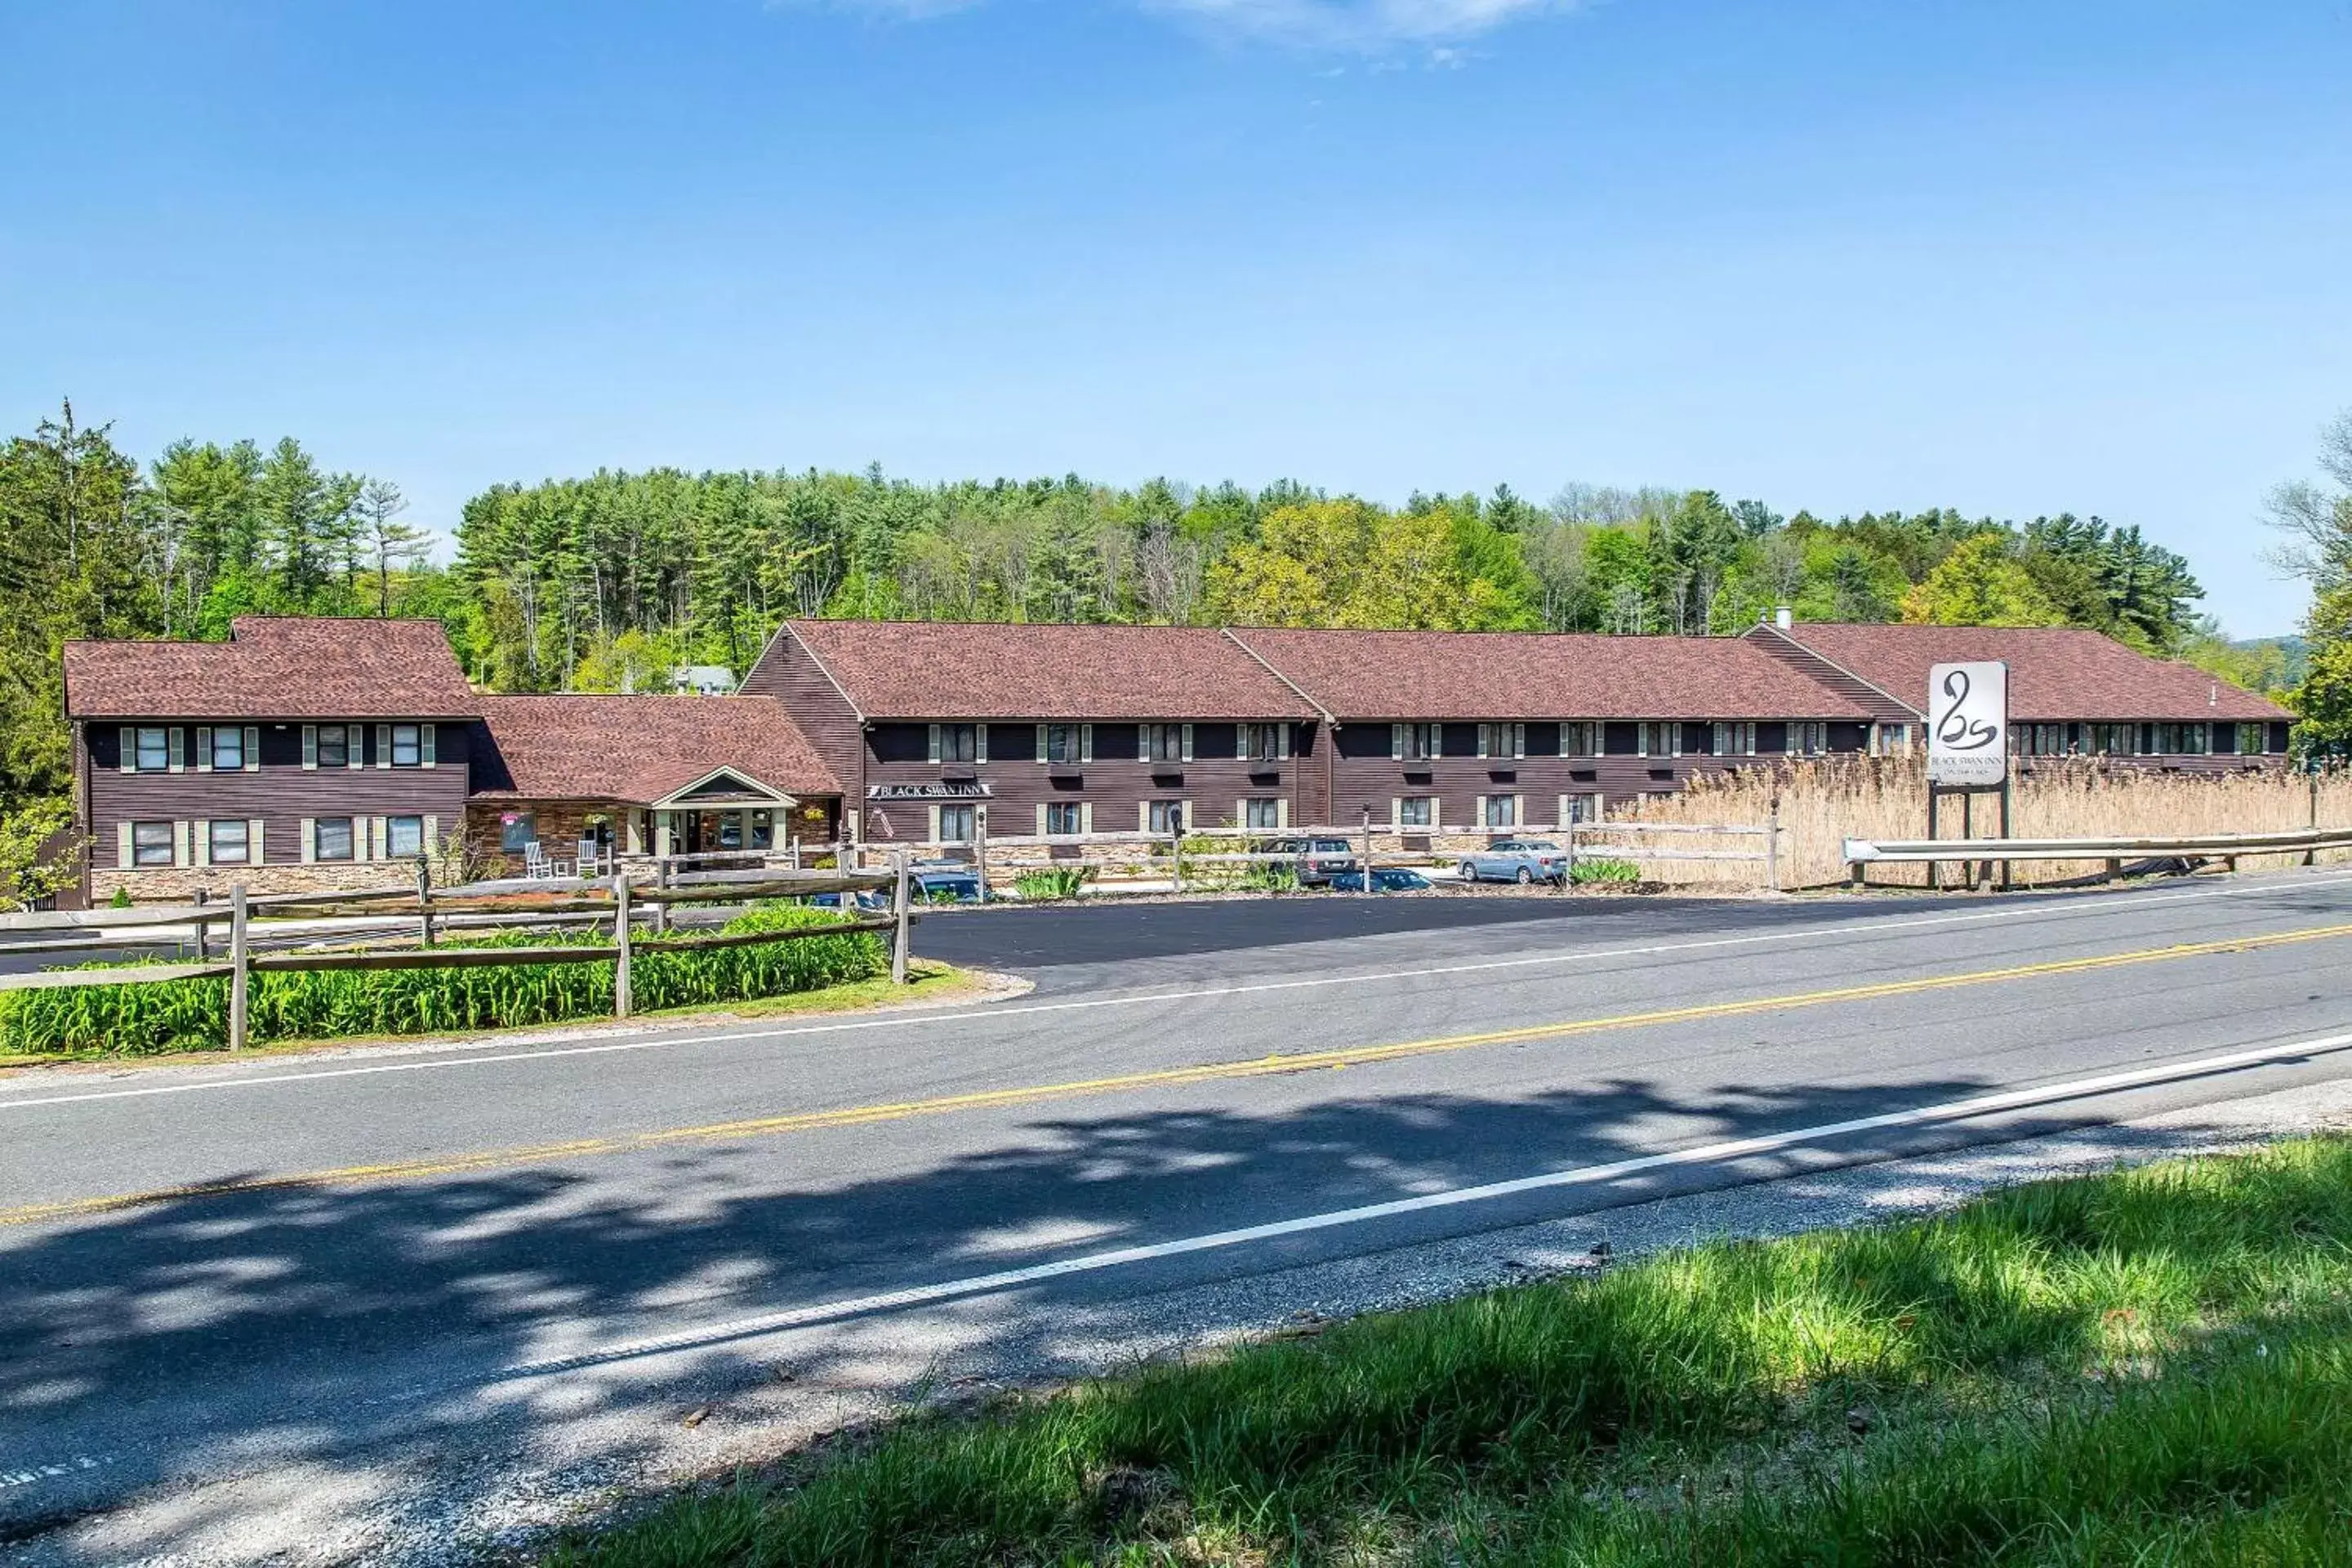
[737,625,866,812]
[83,720,470,870]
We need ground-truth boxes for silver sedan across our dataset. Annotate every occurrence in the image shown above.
[1457,839,1569,885]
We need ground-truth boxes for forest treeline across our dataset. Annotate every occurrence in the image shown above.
[449,466,2234,696]
[0,399,2303,847]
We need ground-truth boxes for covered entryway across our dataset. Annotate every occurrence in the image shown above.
[648,767,800,860]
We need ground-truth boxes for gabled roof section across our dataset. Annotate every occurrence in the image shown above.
[1230,627,1875,721]
[63,616,479,720]
[1762,622,2289,723]
[470,695,842,804]
[781,620,1319,720]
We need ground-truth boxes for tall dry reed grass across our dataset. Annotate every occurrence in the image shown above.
[1615,756,2352,889]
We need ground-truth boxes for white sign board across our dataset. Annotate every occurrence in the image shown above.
[1927,661,2009,786]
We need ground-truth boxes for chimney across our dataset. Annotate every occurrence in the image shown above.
[1774,605,1793,631]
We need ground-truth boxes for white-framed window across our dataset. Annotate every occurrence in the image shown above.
[134,727,170,771]
[314,817,356,862]
[208,727,245,769]
[1711,723,1756,757]
[2238,722,2271,755]
[1788,722,1828,757]
[131,821,175,866]
[1483,795,1517,827]
[386,815,425,858]
[1041,724,1083,764]
[501,812,536,851]
[1399,795,1434,827]
[318,724,351,768]
[1140,724,1187,763]
[1244,798,1282,829]
[1147,800,1186,834]
[207,819,250,864]
[1241,723,1288,761]
[938,804,977,843]
[1561,792,1602,825]
[1560,722,1599,758]
[939,724,978,764]
[1045,801,1085,835]
[390,724,423,766]
[1392,723,1441,761]
[1637,723,1678,758]
[1477,724,1525,760]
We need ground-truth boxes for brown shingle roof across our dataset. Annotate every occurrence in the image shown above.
[1231,627,1875,720]
[782,621,1320,720]
[470,695,841,804]
[63,617,479,720]
[1767,623,2289,723]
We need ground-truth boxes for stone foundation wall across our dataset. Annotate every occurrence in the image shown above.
[89,862,414,904]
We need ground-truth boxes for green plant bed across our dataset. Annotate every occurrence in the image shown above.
[1012,866,1094,900]
[545,1135,2352,1568]
[1571,855,1642,885]
[0,906,884,1056]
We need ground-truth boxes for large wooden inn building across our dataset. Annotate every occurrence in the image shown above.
[60,612,2290,898]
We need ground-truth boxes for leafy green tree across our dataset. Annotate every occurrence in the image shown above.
[1900,532,2069,627]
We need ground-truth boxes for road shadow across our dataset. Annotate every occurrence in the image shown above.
[0,1054,2261,1561]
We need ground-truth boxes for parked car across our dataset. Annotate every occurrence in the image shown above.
[1325,867,1433,893]
[1254,835,1361,886]
[911,859,983,902]
[1457,840,1569,885]
[804,889,890,913]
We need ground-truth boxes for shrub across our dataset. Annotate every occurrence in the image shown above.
[0,906,884,1057]
[1013,866,1093,900]
[1570,857,1641,885]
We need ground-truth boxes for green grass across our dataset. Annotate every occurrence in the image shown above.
[0,906,884,1056]
[541,1135,2352,1568]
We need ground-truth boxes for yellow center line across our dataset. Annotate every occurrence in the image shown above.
[7,920,2348,1227]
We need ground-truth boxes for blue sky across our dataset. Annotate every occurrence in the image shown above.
[4,0,2347,635]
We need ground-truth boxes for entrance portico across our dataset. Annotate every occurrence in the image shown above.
[646,767,800,857]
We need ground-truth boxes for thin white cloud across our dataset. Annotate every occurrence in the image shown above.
[774,0,1578,49]
[1141,0,1573,49]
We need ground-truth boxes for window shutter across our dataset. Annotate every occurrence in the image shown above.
[302,725,318,769]
[172,820,189,867]
[194,820,210,866]
[1279,724,1291,760]
[1080,724,1093,764]
[1391,723,1404,760]
[372,817,390,861]
[927,804,942,843]
[300,818,316,863]
[421,724,436,768]
[1473,794,1486,827]
[1277,797,1290,829]
[1513,794,1526,826]
[118,726,136,773]
[1233,800,1245,832]
[168,728,186,773]
[1138,800,1150,831]
[243,726,260,771]
[1514,724,1526,760]
[250,820,266,864]
[1477,726,1489,759]
[1036,803,1049,836]
[195,727,213,772]
[974,725,987,764]
[1390,798,1401,829]
[927,724,941,764]
[1079,802,1093,834]
[1036,724,1049,764]
[1137,728,1151,762]
[1180,799,1192,833]
[1558,795,1570,830]
[376,724,392,768]
[424,815,439,859]
[1181,724,1193,763]
[118,822,133,867]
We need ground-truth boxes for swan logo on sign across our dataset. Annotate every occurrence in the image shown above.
[1927,661,2008,786]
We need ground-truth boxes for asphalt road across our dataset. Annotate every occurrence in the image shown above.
[8,871,2352,1562]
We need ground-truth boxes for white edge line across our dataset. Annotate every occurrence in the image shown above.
[492,1027,2352,1381]
[6,871,2350,1113]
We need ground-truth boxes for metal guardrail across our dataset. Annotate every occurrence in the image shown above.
[1842,826,2352,890]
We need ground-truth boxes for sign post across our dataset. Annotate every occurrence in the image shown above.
[1926,661,2011,891]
